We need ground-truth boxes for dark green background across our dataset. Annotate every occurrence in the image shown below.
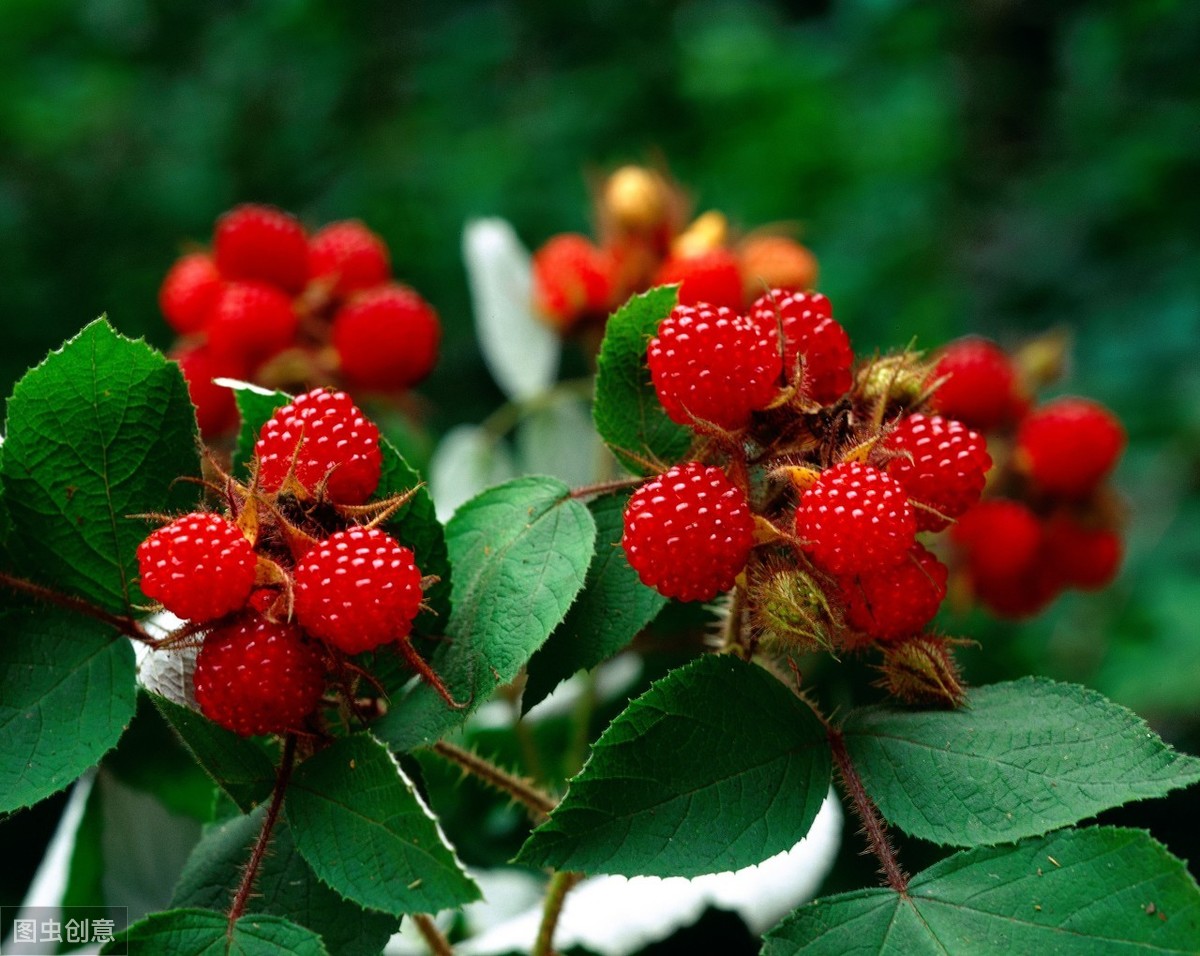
[2,0,1198,949]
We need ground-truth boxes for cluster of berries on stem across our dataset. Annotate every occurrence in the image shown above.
[160,204,441,437]
[531,165,820,335]
[136,388,455,737]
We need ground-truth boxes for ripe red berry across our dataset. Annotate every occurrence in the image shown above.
[172,344,246,438]
[931,337,1020,432]
[293,527,424,654]
[749,290,852,404]
[255,388,382,504]
[194,615,326,737]
[622,462,755,602]
[970,560,1061,620]
[159,253,222,335]
[1016,397,1125,499]
[797,461,916,576]
[950,499,1042,582]
[137,512,256,621]
[647,303,782,431]
[885,413,991,531]
[331,284,440,391]
[205,281,298,369]
[839,543,948,640]
[654,248,744,310]
[308,220,391,298]
[531,233,614,329]
[214,203,309,293]
[1041,515,1122,590]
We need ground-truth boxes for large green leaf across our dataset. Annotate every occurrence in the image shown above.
[0,318,199,613]
[285,734,480,916]
[373,475,595,751]
[152,694,278,813]
[517,655,830,877]
[843,677,1200,847]
[104,908,328,955]
[0,605,137,812]
[764,827,1200,954]
[592,286,692,475]
[174,806,398,956]
[523,492,667,711]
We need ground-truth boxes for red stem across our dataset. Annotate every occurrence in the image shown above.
[827,725,908,894]
[0,569,151,642]
[227,734,298,934]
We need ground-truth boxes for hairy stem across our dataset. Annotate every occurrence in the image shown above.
[532,870,583,956]
[827,725,908,894]
[0,569,151,642]
[567,475,645,500]
[228,734,298,933]
[412,913,454,956]
[431,740,556,823]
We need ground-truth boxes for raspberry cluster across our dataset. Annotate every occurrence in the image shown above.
[136,388,443,737]
[531,165,819,332]
[160,204,441,437]
[621,288,1020,705]
[931,337,1127,618]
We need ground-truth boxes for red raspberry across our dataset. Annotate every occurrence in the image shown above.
[884,413,991,531]
[647,303,782,431]
[1041,515,1122,590]
[206,281,298,369]
[622,463,755,602]
[950,499,1041,582]
[749,290,852,405]
[213,203,309,293]
[931,337,1020,432]
[797,461,916,576]
[1016,397,1125,499]
[331,284,441,391]
[159,253,222,335]
[970,559,1061,620]
[532,233,614,329]
[255,388,381,504]
[839,543,948,640]
[654,249,744,310]
[172,344,246,438]
[194,615,326,737]
[137,512,256,621]
[293,528,424,654]
[308,220,391,298]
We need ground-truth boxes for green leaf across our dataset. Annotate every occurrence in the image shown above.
[174,807,398,956]
[104,908,328,955]
[152,694,278,813]
[593,286,692,475]
[285,734,480,916]
[523,493,667,711]
[232,383,292,481]
[0,318,200,613]
[373,476,595,751]
[0,605,137,812]
[843,677,1200,847]
[517,655,830,877]
[764,827,1200,954]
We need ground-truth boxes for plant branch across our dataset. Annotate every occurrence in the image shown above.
[532,870,583,956]
[0,569,151,642]
[228,733,298,934]
[431,740,556,823]
[567,475,645,499]
[412,913,454,956]
[826,725,908,894]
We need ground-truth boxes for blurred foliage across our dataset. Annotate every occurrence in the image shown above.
[2,0,1199,941]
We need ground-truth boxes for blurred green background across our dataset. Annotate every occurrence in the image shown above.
[2,0,1198,945]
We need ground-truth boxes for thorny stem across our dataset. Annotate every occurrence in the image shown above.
[0,570,152,643]
[567,475,644,499]
[531,870,583,956]
[227,734,298,934]
[721,585,747,657]
[431,740,557,824]
[826,725,909,894]
[412,913,454,956]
